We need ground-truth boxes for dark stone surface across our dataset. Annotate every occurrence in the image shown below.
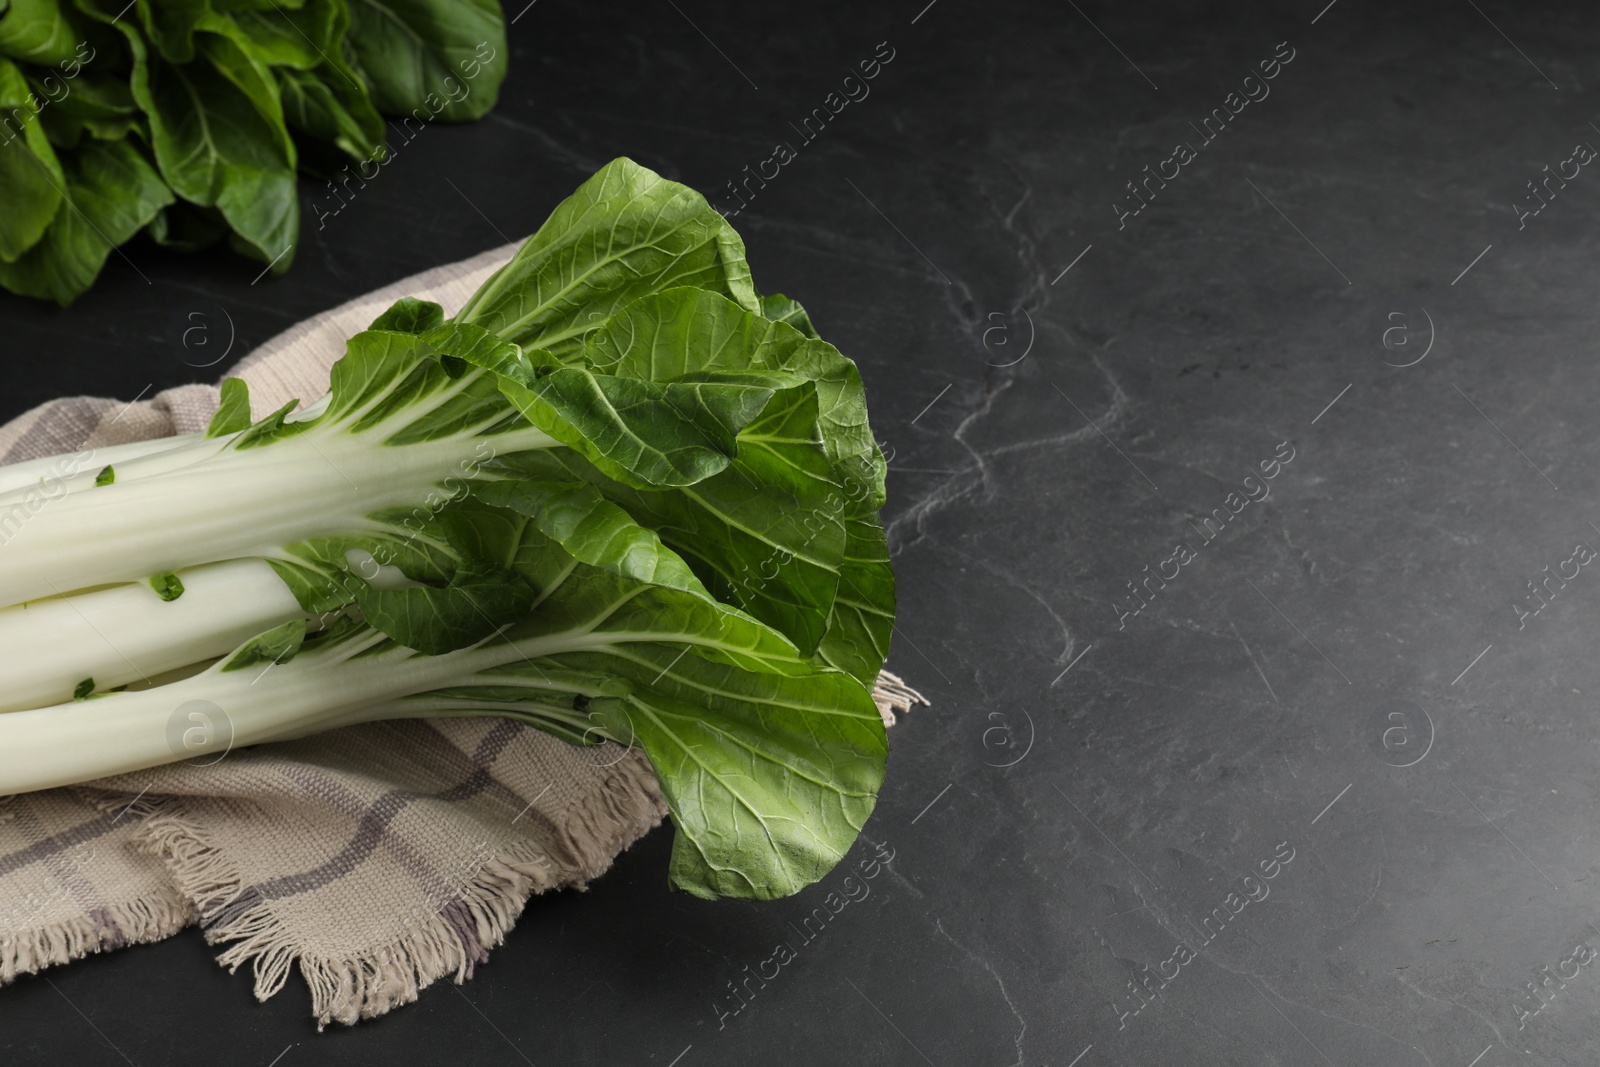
[5,0,1600,1063]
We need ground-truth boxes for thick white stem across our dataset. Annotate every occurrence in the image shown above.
[0,435,210,501]
[0,423,555,606]
[0,623,607,794]
[0,435,249,521]
[0,393,327,504]
[0,645,425,793]
[0,559,307,712]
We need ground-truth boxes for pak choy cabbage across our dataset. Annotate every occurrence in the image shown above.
[0,0,508,304]
[0,158,897,901]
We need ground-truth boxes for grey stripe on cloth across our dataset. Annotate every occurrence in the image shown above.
[438,898,489,973]
[0,803,116,880]
[240,721,525,903]
[7,801,105,919]
[1,397,115,465]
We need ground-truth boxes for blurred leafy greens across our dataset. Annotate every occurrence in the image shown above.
[0,0,507,304]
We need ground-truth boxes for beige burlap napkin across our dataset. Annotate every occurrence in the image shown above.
[0,246,926,1027]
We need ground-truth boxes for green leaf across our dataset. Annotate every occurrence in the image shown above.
[759,292,819,338]
[598,657,885,900]
[197,26,297,166]
[118,23,297,269]
[268,524,457,615]
[0,137,173,304]
[456,158,759,355]
[231,397,303,449]
[93,463,112,485]
[493,358,889,667]
[277,62,384,164]
[344,0,505,122]
[0,0,90,65]
[369,296,443,334]
[427,314,796,489]
[240,0,384,164]
[492,361,795,490]
[435,582,884,897]
[225,0,340,70]
[317,326,519,444]
[816,515,895,687]
[458,286,842,491]
[33,74,139,149]
[418,319,522,379]
[345,531,886,899]
[72,675,93,699]
[0,56,64,262]
[207,377,252,437]
[424,501,806,674]
[150,570,185,601]
[356,556,537,655]
[133,0,213,63]
[587,287,885,505]
[221,618,307,671]
[492,411,848,657]
[471,479,713,599]
[319,326,446,426]
[428,495,588,592]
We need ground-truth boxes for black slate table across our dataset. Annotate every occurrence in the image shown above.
[5,1,1600,1064]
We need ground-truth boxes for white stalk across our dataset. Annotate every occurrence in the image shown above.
[0,624,613,794]
[0,392,327,505]
[0,434,211,501]
[0,421,556,606]
[0,559,306,712]
[0,433,248,515]
[0,405,382,515]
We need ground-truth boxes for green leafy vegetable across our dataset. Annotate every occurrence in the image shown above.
[344,0,504,122]
[0,0,89,66]
[0,0,509,303]
[0,136,172,303]
[455,159,759,352]
[0,55,66,262]
[0,159,899,902]
[354,557,536,655]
